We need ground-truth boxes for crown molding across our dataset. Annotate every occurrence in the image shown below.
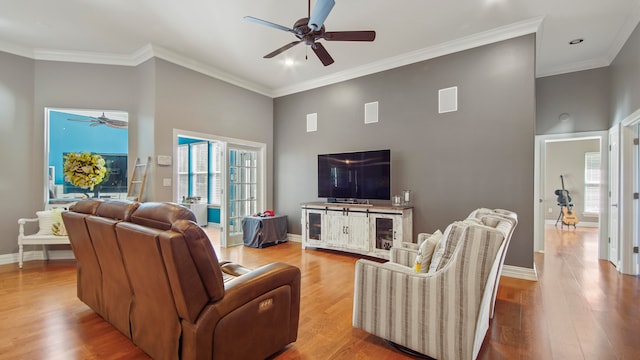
[606,0,640,64]
[272,16,544,97]
[148,45,273,97]
[0,15,542,98]
[537,2,640,78]
[0,39,34,59]
[536,57,610,78]
[32,48,139,66]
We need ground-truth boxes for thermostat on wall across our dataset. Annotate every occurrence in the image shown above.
[157,155,172,166]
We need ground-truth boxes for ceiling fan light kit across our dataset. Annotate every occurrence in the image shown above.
[244,0,375,66]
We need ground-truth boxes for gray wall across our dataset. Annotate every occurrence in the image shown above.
[536,67,611,135]
[0,52,273,257]
[274,35,536,269]
[544,139,600,222]
[610,22,640,126]
[152,59,274,204]
[0,52,35,256]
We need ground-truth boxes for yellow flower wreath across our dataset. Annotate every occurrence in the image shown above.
[63,152,107,190]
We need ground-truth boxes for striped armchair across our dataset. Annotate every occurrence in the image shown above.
[352,220,510,360]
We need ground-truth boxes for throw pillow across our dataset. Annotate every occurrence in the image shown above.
[415,230,442,273]
[36,210,56,235]
[51,208,67,236]
[429,222,469,273]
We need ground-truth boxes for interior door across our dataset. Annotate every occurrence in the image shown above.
[609,125,620,267]
[224,147,259,246]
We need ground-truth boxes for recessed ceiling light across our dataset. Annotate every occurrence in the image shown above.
[284,59,295,66]
[569,38,584,45]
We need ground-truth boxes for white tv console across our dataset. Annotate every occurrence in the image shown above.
[301,202,413,259]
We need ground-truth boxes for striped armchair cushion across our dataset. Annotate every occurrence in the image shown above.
[353,222,507,360]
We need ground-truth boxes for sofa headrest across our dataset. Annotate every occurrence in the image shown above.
[130,202,197,230]
[69,199,104,215]
[171,219,225,301]
[96,199,140,221]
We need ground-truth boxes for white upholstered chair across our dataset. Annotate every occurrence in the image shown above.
[353,215,515,360]
[18,202,75,268]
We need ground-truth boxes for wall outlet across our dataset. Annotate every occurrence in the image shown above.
[163,178,171,186]
[548,207,553,213]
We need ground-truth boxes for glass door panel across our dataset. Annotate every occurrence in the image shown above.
[226,147,259,246]
[375,217,394,251]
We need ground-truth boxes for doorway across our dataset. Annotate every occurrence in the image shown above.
[534,131,608,258]
[173,129,266,248]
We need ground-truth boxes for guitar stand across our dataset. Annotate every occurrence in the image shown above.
[555,205,577,229]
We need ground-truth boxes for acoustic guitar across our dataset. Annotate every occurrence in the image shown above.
[559,175,579,226]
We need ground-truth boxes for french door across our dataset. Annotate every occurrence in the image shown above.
[173,129,266,248]
[224,146,261,246]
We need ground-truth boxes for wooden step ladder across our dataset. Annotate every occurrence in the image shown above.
[127,156,151,201]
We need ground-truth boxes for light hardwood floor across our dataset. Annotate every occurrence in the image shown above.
[0,226,638,359]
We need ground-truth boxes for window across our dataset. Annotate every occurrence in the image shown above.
[191,142,209,200]
[177,144,189,201]
[176,140,223,206]
[209,142,223,205]
[584,152,600,214]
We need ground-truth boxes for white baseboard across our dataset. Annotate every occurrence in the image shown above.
[502,264,538,281]
[0,250,75,266]
[544,219,598,228]
[287,233,302,243]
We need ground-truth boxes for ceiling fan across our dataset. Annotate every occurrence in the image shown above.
[244,0,376,66]
[67,112,128,129]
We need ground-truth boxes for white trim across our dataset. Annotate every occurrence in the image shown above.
[536,60,609,78]
[544,219,599,228]
[501,265,538,281]
[0,250,75,266]
[604,0,640,65]
[173,128,267,248]
[534,131,609,259]
[287,233,302,243]
[621,107,640,127]
[0,17,542,98]
[272,16,543,97]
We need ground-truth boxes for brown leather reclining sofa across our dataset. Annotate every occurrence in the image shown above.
[62,199,301,360]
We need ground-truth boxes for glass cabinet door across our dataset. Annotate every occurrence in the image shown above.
[308,212,322,240]
[374,217,395,251]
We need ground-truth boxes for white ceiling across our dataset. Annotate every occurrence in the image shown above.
[1,0,639,97]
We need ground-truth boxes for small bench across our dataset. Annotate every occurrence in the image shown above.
[18,203,75,268]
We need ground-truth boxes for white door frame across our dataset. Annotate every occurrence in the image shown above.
[173,129,267,248]
[534,131,609,257]
[609,125,620,268]
[619,109,640,275]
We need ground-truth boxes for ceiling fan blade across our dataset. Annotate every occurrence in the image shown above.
[244,16,295,33]
[311,42,334,66]
[322,31,376,42]
[106,122,128,129]
[264,41,303,59]
[68,118,96,123]
[308,0,335,31]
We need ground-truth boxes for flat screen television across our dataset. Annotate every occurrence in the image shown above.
[317,149,391,201]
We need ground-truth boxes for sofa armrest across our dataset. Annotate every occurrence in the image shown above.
[389,247,418,267]
[181,262,301,360]
[353,224,506,360]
